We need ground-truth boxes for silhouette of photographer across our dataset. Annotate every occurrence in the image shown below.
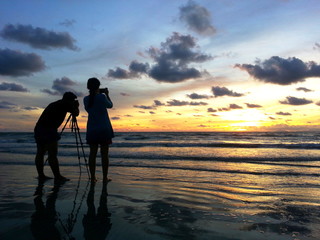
[31,181,65,240]
[84,78,114,182]
[34,92,79,181]
[83,182,112,240]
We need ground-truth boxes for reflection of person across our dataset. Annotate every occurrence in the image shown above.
[83,182,112,240]
[83,78,114,182]
[31,181,65,240]
[34,92,79,181]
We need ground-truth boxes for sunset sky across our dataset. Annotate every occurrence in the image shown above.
[1,0,320,132]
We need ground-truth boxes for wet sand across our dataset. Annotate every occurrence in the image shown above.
[0,163,320,240]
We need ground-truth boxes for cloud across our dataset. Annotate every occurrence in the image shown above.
[313,42,320,51]
[207,107,217,112]
[279,96,313,105]
[59,19,76,27]
[0,82,29,92]
[187,93,210,99]
[179,1,216,36]
[108,67,131,79]
[108,32,212,83]
[211,86,244,97]
[229,104,243,109]
[235,56,320,85]
[111,117,120,120]
[148,33,212,83]
[133,105,155,110]
[166,99,207,106]
[245,103,262,108]
[218,104,243,111]
[296,87,312,92]
[276,111,292,116]
[0,48,45,77]
[153,100,165,106]
[0,101,16,109]
[41,77,84,97]
[108,61,149,79]
[1,24,78,50]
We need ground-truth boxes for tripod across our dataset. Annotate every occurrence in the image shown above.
[60,113,90,179]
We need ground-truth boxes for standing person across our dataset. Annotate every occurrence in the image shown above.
[83,78,114,183]
[34,92,79,181]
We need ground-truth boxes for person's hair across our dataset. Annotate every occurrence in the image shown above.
[62,92,77,101]
[87,77,100,108]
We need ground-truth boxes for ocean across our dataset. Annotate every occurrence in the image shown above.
[1,131,320,239]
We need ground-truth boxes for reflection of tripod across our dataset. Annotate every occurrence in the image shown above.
[61,113,90,178]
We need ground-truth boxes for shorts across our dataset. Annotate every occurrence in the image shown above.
[34,126,60,144]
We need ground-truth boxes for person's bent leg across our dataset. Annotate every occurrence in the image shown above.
[101,144,111,182]
[47,141,69,181]
[89,144,99,182]
[35,142,51,179]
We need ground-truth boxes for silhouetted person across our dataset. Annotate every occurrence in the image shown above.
[34,92,79,181]
[83,182,112,240]
[84,78,114,182]
[31,181,65,240]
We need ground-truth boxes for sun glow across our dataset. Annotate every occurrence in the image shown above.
[219,109,267,122]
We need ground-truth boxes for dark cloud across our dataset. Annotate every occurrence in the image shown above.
[296,87,312,92]
[0,101,16,109]
[0,48,45,77]
[276,111,292,116]
[189,101,207,106]
[21,106,39,111]
[279,96,313,105]
[235,56,320,85]
[108,32,212,83]
[111,117,120,120]
[120,92,130,96]
[229,104,243,109]
[245,103,262,108]
[207,108,217,113]
[187,93,210,99]
[166,99,207,106]
[218,104,243,111]
[149,111,156,114]
[108,61,149,79]
[108,67,131,79]
[129,60,149,74]
[179,1,216,36]
[154,100,165,106]
[1,24,78,50]
[0,82,29,92]
[166,99,190,106]
[41,77,84,97]
[133,105,155,110]
[148,33,212,83]
[211,86,244,97]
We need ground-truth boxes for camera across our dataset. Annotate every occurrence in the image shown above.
[99,88,108,94]
[73,99,79,107]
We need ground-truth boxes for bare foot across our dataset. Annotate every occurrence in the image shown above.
[90,177,97,183]
[37,175,53,181]
[103,177,112,183]
[54,176,70,183]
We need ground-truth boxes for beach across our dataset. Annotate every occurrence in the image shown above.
[1,132,320,239]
